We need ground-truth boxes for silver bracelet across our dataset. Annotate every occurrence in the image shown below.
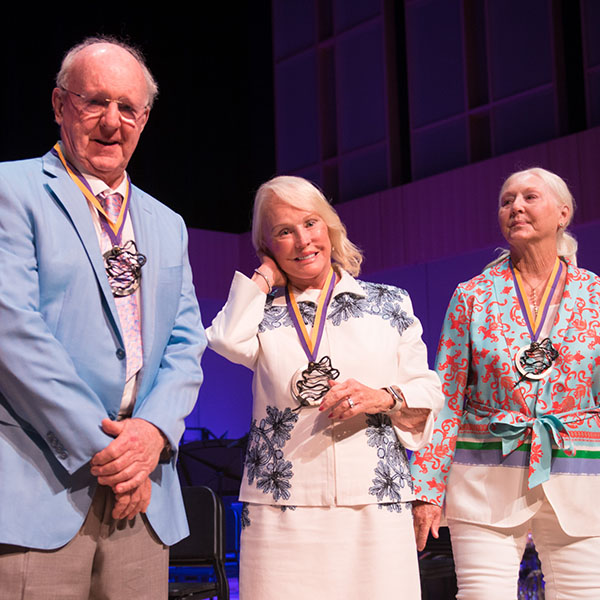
[384,386,405,414]
[253,269,272,294]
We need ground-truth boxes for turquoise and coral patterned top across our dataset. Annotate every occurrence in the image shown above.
[410,258,600,522]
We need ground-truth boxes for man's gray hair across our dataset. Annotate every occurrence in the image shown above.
[56,35,159,108]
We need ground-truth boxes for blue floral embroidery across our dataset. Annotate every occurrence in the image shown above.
[360,282,414,334]
[360,281,408,310]
[366,413,413,511]
[259,298,316,332]
[245,406,299,502]
[239,502,296,530]
[258,303,288,332]
[296,302,316,326]
[328,293,369,325]
[366,416,397,453]
[258,281,413,334]
[241,503,251,529]
[265,405,297,446]
[380,302,414,335]
[326,282,414,334]
[377,502,413,514]
[257,460,294,501]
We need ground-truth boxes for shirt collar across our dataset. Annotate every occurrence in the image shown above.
[81,171,130,198]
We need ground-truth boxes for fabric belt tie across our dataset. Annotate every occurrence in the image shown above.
[98,192,143,380]
[465,400,600,488]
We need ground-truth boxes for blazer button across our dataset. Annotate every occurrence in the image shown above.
[116,348,126,359]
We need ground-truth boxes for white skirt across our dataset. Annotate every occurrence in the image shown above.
[240,503,421,600]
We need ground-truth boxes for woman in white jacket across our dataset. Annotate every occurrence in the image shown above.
[207,175,443,599]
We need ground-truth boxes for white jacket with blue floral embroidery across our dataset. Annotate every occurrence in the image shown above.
[207,270,443,507]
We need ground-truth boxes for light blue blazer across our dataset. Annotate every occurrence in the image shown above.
[0,148,206,549]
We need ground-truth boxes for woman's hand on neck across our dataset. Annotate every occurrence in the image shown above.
[252,255,287,293]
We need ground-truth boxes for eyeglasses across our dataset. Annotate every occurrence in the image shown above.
[60,87,148,125]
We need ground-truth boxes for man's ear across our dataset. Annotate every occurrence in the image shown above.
[137,107,150,133]
[51,88,65,126]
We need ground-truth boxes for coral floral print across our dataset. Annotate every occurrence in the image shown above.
[410,258,600,505]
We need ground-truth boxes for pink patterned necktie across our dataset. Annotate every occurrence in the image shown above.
[98,192,143,380]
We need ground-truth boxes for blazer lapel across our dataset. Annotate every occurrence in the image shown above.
[490,261,531,412]
[551,261,579,351]
[128,188,156,382]
[491,259,526,354]
[41,151,123,346]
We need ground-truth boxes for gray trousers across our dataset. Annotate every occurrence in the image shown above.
[0,486,168,600]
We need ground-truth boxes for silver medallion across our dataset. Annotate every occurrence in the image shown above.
[515,338,558,382]
[103,240,147,297]
[290,356,340,407]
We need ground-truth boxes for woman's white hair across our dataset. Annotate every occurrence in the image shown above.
[488,167,577,268]
[252,175,363,277]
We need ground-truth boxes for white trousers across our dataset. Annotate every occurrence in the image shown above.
[448,497,600,600]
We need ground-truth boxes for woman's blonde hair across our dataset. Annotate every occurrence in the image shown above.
[488,167,578,268]
[252,175,363,277]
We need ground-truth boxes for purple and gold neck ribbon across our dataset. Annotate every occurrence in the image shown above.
[510,257,563,341]
[52,142,131,246]
[285,267,336,362]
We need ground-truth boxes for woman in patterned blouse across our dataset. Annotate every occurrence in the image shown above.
[410,167,600,599]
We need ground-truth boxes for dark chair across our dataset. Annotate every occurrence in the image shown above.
[169,486,230,600]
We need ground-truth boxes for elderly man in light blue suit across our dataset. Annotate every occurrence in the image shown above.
[0,37,206,599]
